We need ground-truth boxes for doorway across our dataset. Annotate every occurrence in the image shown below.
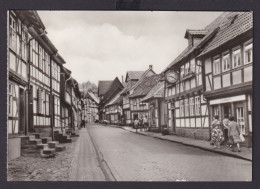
[171,109,175,133]
[235,102,245,135]
[133,114,138,120]
[19,88,25,134]
[223,103,231,118]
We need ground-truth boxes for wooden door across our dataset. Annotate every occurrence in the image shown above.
[19,88,25,133]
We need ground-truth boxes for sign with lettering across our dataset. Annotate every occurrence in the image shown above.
[209,95,246,105]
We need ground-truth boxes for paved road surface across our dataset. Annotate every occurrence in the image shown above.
[69,127,106,181]
[85,124,251,181]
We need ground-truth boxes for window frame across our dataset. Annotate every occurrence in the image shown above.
[222,51,231,72]
[213,56,221,75]
[244,41,253,65]
[232,46,242,69]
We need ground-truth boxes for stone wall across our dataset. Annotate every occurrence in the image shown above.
[175,128,210,141]
[8,137,21,160]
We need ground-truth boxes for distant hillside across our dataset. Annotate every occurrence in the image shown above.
[79,81,98,95]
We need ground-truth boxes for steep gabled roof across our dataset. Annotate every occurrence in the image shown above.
[101,77,124,105]
[198,12,253,57]
[104,91,122,107]
[87,92,100,104]
[162,27,219,73]
[121,67,156,95]
[129,74,161,99]
[163,12,253,74]
[142,81,165,102]
[125,71,144,82]
[98,80,113,96]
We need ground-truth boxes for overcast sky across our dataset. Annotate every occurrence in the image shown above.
[37,11,223,85]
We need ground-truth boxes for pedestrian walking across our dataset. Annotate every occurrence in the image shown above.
[228,116,242,152]
[82,119,86,128]
[211,115,224,149]
[222,114,230,147]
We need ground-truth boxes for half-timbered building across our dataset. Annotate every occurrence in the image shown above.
[142,81,166,132]
[129,74,161,125]
[120,65,155,125]
[197,12,253,147]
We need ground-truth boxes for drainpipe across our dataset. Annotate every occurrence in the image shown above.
[26,28,46,136]
[50,52,58,140]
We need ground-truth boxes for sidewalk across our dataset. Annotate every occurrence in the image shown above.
[106,124,252,161]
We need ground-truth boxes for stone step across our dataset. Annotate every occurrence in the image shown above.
[55,145,66,152]
[28,139,42,145]
[41,137,52,144]
[40,148,56,158]
[71,134,79,137]
[48,141,59,148]
[29,133,44,139]
[36,143,48,149]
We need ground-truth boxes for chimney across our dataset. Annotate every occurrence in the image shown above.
[149,65,153,70]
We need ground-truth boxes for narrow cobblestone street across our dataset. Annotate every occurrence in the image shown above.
[8,138,78,181]
[7,124,252,181]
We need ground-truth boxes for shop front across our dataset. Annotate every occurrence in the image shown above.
[209,94,252,147]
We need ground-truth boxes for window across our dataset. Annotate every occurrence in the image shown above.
[232,48,242,68]
[45,94,49,115]
[185,62,190,75]
[212,105,219,119]
[8,84,13,116]
[21,25,27,60]
[180,100,184,117]
[9,51,16,71]
[236,107,245,134]
[190,59,196,73]
[37,89,43,114]
[184,99,189,116]
[41,90,45,115]
[180,65,185,78]
[213,57,220,75]
[244,42,252,64]
[9,15,16,51]
[195,96,200,115]
[189,97,195,116]
[222,52,230,72]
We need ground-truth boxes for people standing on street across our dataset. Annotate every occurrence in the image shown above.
[134,118,139,132]
[140,116,144,131]
[222,114,230,147]
[82,120,86,128]
[211,115,224,149]
[228,116,241,152]
[143,115,149,131]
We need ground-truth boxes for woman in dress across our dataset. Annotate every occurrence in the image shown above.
[228,116,241,152]
[211,115,224,149]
